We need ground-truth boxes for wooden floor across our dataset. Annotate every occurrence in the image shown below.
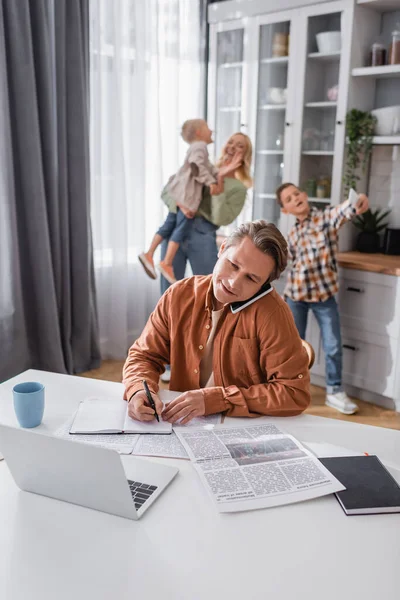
[80,359,400,431]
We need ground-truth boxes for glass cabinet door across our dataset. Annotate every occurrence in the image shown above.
[252,20,292,227]
[214,28,244,155]
[299,11,343,208]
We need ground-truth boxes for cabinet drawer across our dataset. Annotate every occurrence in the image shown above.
[339,269,400,338]
[341,329,397,398]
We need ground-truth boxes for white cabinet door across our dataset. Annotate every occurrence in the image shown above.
[291,0,352,210]
[208,21,249,158]
[247,11,300,233]
[341,328,397,398]
[339,268,400,339]
[208,19,254,228]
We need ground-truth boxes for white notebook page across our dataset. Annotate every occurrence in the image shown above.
[70,398,127,433]
[70,396,172,434]
[123,413,172,434]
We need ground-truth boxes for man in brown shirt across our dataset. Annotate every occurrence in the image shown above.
[123,220,310,423]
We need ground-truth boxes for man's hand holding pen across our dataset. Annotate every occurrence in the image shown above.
[127,386,163,422]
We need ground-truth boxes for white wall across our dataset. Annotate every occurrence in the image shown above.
[369,146,400,228]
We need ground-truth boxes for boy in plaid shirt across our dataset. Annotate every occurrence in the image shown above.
[276,183,369,415]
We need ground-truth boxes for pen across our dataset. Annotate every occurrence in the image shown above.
[142,379,159,422]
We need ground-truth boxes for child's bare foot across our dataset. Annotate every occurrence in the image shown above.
[158,261,176,284]
[138,253,157,279]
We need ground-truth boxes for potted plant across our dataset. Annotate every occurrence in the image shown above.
[353,208,390,254]
[343,109,376,197]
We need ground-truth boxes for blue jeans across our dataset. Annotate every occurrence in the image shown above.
[160,216,218,294]
[156,209,192,244]
[286,296,343,394]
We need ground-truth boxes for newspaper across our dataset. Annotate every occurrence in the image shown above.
[174,423,345,512]
[131,414,222,459]
[132,431,189,459]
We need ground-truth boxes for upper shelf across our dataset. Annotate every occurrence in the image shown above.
[305,101,337,108]
[302,151,335,156]
[372,136,400,145]
[352,65,400,79]
[259,104,286,110]
[308,52,341,62]
[218,62,243,69]
[219,106,241,112]
[260,57,289,65]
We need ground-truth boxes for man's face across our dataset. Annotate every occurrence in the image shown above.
[212,237,276,306]
[280,185,310,218]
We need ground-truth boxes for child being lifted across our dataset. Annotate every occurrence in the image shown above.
[139,119,242,284]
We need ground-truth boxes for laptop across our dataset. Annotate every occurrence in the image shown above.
[0,423,178,520]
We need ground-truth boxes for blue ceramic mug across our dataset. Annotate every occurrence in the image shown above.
[13,382,45,428]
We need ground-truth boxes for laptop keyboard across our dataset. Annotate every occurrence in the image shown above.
[128,479,158,511]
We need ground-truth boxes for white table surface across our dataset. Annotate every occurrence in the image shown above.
[0,369,399,600]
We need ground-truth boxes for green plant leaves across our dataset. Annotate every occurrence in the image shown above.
[353,208,390,233]
[343,109,377,197]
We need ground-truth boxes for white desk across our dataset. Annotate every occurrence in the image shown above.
[0,369,399,600]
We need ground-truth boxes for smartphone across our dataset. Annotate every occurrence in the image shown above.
[348,188,359,208]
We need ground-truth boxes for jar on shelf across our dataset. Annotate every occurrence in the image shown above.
[369,42,386,67]
[305,178,317,197]
[272,33,289,57]
[316,175,330,199]
[388,27,400,65]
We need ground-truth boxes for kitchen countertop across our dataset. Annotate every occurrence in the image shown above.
[338,252,400,277]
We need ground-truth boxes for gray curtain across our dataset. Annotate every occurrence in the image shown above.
[0,0,100,381]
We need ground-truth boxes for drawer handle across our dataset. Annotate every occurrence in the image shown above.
[342,344,359,352]
[346,286,364,293]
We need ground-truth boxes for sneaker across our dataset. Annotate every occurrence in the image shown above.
[158,261,176,284]
[138,253,157,279]
[160,365,171,383]
[325,391,359,415]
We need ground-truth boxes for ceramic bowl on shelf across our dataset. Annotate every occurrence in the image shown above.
[316,31,341,54]
[327,84,339,101]
[267,87,286,104]
[371,106,400,136]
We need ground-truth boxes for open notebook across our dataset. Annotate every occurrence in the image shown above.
[69,397,172,435]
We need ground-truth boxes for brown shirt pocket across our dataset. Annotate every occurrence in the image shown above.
[229,337,263,384]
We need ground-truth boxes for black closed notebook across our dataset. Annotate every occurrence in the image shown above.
[319,455,400,515]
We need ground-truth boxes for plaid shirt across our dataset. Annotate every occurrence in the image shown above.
[285,200,356,302]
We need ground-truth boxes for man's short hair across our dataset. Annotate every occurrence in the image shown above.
[181,119,205,143]
[224,220,288,282]
[276,182,296,207]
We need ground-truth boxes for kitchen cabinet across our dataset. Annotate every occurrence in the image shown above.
[310,266,400,411]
